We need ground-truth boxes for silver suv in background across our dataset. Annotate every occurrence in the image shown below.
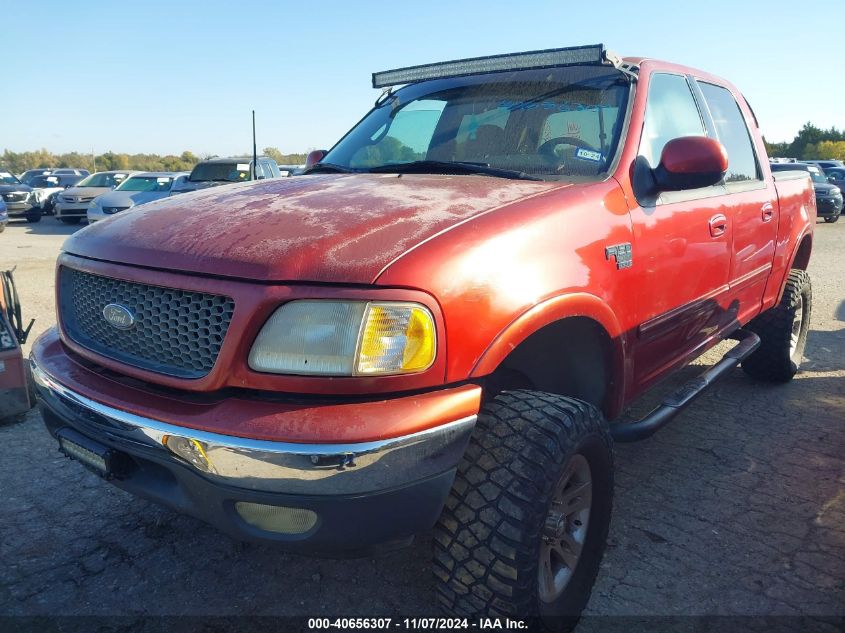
[54,171,137,224]
[0,170,39,223]
[87,172,189,223]
[171,156,280,194]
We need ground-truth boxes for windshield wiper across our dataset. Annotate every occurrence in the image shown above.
[303,163,356,174]
[367,160,542,181]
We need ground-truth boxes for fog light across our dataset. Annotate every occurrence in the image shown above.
[235,502,318,534]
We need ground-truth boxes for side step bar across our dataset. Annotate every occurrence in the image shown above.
[610,329,761,442]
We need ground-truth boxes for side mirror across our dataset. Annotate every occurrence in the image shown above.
[829,176,837,183]
[306,149,327,169]
[653,136,728,192]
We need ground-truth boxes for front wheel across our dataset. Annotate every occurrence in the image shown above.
[25,211,42,223]
[433,391,613,631]
[742,269,812,382]
[824,215,839,223]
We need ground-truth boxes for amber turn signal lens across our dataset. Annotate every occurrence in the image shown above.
[356,303,436,375]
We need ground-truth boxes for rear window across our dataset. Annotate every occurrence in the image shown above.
[697,82,760,183]
[190,162,251,183]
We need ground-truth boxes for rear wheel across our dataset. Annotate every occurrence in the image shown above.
[433,390,613,631]
[742,269,812,382]
[59,217,81,225]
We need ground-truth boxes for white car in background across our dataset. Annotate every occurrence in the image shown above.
[28,174,84,214]
[87,172,189,223]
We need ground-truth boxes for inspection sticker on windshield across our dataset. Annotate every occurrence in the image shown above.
[575,148,603,162]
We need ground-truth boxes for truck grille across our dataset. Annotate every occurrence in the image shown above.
[2,192,27,202]
[58,267,235,379]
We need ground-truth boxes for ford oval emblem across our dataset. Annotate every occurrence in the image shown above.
[102,303,135,330]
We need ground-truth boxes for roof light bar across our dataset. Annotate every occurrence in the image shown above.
[373,44,608,88]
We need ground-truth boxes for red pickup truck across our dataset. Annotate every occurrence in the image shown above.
[32,45,815,627]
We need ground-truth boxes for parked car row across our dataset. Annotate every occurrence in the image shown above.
[0,155,287,226]
[18,167,89,185]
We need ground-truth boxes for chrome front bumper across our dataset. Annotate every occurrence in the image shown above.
[31,361,476,496]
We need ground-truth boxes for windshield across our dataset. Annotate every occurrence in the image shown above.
[0,172,21,185]
[30,176,61,188]
[807,166,828,185]
[76,172,128,188]
[116,176,175,192]
[321,66,630,181]
[20,170,48,185]
[189,162,251,182]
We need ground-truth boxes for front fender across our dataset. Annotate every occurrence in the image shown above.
[470,292,628,418]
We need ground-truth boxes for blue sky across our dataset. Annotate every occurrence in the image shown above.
[3,1,840,156]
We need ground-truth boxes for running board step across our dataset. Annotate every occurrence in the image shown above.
[610,329,760,442]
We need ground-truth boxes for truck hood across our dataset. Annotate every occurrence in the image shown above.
[64,174,562,283]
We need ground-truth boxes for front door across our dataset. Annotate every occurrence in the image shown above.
[628,72,734,391]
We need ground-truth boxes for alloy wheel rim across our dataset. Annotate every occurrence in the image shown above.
[790,295,804,357]
[538,453,592,603]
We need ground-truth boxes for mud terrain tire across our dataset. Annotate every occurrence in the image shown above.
[433,391,613,631]
[742,269,812,382]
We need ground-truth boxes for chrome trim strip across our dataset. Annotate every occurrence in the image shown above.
[31,360,476,495]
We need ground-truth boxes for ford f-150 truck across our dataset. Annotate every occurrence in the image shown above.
[31,45,815,629]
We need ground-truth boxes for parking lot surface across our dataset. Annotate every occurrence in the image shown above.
[0,217,843,625]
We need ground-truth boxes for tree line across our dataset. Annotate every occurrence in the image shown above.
[764,123,845,161]
[1,147,308,175]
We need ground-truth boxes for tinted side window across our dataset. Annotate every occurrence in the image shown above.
[697,82,760,182]
[640,73,705,166]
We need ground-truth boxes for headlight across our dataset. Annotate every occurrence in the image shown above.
[248,300,436,376]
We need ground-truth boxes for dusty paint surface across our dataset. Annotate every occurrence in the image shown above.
[63,174,562,283]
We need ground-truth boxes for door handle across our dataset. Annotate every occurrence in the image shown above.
[761,202,774,222]
[708,214,727,237]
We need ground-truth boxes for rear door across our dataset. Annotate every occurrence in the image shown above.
[629,72,734,390]
[693,81,778,325]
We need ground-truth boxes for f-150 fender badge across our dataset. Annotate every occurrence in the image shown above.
[605,243,633,270]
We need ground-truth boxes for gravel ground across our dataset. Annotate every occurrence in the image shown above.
[0,216,842,628]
